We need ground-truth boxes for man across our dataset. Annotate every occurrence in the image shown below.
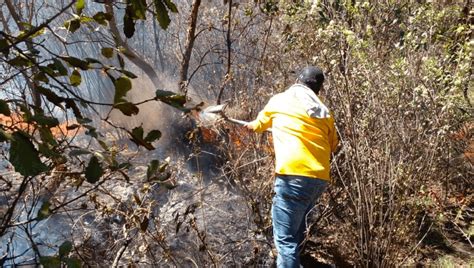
[246,66,339,268]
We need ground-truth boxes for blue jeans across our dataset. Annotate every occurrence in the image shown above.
[272,175,327,268]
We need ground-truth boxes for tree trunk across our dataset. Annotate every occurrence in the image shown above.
[217,0,233,104]
[105,1,161,89]
[152,19,165,72]
[4,0,42,107]
[178,0,202,94]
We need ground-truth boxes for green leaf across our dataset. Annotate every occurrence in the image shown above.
[0,38,7,49]
[0,128,12,142]
[39,256,61,268]
[93,12,112,25]
[155,89,187,109]
[37,86,64,107]
[0,100,11,116]
[114,102,140,116]
[85,156,103,184]
[154,0,171,30]
[51,59,68,76]
[129,126,155,150]
[85,128,98,138]
[101,47,114,58]
[76,0,85,15]
[119,162,132,169]
[145,130,161,143]
[19,104,33,122]
[66,124,80,130]
[8,55,32,67]
[33,72,49,83]
[64,18,81,33]
[151,171,171,181]
[147,159,159,179]
[39,127,58,146]
[70,69,82,86]
[132,126,144,140]
[39,66,56,76]
[131,0,147,20]
[65,99,83,119]
[37,201,51,220]
[85,57,101,64]
[31,114,60,127]
[98,140,108,150]
[60,56,89,70]
[17,26,46,39]
[79,16,94,23]
[59,240,73,257]
[9,131,49,176]
[30,47,41,55]
[163,0,178,13]
[64,257,81,268]
[114,76,132,103]
[77,117,92,124]
[38,143,56,158]
[0,38,10,56]
[123,6,136,38]
[155,89,176,98]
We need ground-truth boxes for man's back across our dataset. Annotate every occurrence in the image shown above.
[255,89,338,180]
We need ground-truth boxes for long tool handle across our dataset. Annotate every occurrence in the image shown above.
[226,118,272,132]
[226,118,249,126]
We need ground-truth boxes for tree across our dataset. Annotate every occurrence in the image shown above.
[1,0,471,266]
[0,0,185,266]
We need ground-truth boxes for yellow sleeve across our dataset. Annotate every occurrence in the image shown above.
[329,118,339,153]
[250,102,273,133]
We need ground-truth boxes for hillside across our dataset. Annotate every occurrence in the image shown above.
[0,1,472,267]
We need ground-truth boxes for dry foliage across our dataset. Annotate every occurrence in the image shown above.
[1,1,472,267]
[208,1,473,266]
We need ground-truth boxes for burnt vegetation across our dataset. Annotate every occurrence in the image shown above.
[0,0,472,267]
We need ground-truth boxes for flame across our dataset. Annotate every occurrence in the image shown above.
[0,114,83,138]
[200,127,219,143]
[199,124,274,154]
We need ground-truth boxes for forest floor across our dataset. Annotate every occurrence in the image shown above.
[1,136,472,267]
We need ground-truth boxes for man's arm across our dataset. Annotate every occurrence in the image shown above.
[246,102,273,133]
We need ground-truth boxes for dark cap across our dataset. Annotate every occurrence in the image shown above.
[298,66,325,94]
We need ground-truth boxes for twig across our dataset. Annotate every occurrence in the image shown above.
[400,222,433,265]
[112,238,132,268]
[184,257,199,268]
[3,1,75,52]
[452,221,473,248]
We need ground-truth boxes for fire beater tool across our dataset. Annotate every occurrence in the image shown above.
[197,103,272,132]
[198,103,248,126]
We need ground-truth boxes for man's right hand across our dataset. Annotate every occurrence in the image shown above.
[245,121,256,131]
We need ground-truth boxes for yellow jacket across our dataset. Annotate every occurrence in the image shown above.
[249,84,338,181]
